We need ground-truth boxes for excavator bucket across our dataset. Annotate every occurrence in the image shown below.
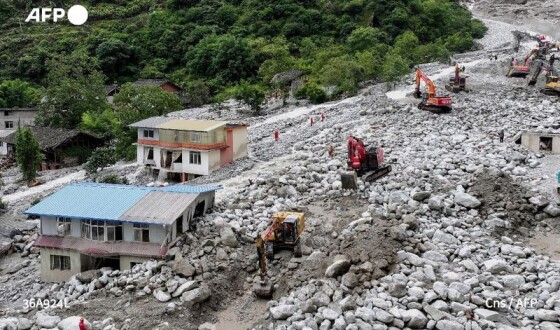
[340,171,358,190]
[541,87,560,96]
[253,279,273,298]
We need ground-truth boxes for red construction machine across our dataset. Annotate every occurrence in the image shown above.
[414,67,453,113]
[340,136,392,189]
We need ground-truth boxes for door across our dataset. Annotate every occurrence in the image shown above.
[176,215,183,236]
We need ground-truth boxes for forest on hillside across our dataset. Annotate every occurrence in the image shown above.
[0,0,486,160]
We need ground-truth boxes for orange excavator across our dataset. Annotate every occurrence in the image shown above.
[414,68,452,113]
[445,64,467,93]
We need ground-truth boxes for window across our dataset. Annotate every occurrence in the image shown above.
[56,218,72,236]
[539,137,552,151]
[189,151,201,165]
[143,129,154,138]
[81,220,91,239]
[90,220,104,241]
[106,221,123,241]
[133,223,150,242]
[191,132,201,143]
[4,111,10,116]
[51,255,71,270]
[5,121,13,129]
[0,141,3,147]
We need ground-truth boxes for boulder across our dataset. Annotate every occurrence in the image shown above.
[325,255,351,278]
[219,226,239,248]
[153,289,171,302]
[454,192,481,208]
[529,195,549,208]
[270,304,297,320]
[172,281,199,297]
[0,318,18,330]
[76,270,101,283]
[402,309,428,329]
[17,318,32,330]
[173,255,196,278]
[180,287,211,306]
[35,312,61,329]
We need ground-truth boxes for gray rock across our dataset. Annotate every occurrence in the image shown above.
[529,195,549,208]
[220,226,239,248]
[325,255,351,278]
[534,309,558,322]
[454,192,481,208]
[76,270,101,283]
[173,256,196,278]
[402,309,428,329]
[180,287,211,306]
[423,251,448,263]
[341,272,358,288]
[412,191,431,202]
[153,289,171,302]
[482,259,510,274]
[436,320,464,330]
[172,280,198,297]
[270,304,297,320]
[0,318,18,330]
[355,307,376,323]
[35,312,61,329]
[375,309,394,323]
[17,318,32,330]
[544,204,560,217]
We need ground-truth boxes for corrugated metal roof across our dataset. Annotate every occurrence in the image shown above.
[160,185,222,194]
[25,184,151,221]
[128,117,171,129]
[119,191,197,224]
[24,183,220,223]
[158,119,227,132]
[0,129,15,138]
[34,235,167,258]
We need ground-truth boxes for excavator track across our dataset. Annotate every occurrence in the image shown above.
[541,88,560,96]
[362,165,392,182]
[418,103,452,113]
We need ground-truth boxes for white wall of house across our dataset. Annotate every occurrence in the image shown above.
[181,149,210,175]
[41,216,58,236]
[149,224,167,244]
[231,127,248,160]
[0,141,7,156]
[1,110,36,128]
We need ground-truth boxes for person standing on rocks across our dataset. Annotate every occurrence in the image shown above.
[79,318,86,330]
[327,145,334,158]
[499,129,505,143]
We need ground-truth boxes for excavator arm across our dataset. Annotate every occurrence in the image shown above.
[253,235,273,298]
[415,68,436,97]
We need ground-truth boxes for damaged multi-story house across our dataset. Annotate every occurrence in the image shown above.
[129,117,248,181]
[27,182,220,282]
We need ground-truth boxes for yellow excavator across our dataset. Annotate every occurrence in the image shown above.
[253,212,305,298]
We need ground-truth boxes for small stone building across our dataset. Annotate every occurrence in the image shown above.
[516,128,560,153]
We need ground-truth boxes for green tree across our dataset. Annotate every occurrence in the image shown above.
[0,80,40,108]
[112,84,182,160]
[15,127,42,184]
[186,34,257,84]
[347,27,387,53]
[226,82,266,114]
[380,54,410,82]
[36,52,109,129]
[318,56,364,95]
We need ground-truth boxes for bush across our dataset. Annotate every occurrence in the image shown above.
[98,173,128,184]
[85,147,116,175]
[30,198,41,206]
[295,83,327,104]
[0,197,5,210]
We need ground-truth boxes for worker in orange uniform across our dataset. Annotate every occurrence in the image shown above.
[274,130,279,141]
[327,145,334,158]
[321,113,325,121]
[310,117,314,126]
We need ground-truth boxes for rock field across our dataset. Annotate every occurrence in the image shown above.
[1,4,560,330]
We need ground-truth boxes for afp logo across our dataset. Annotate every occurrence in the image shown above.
[25,5,88,25]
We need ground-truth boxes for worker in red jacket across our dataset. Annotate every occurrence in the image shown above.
[79,318,86,330]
